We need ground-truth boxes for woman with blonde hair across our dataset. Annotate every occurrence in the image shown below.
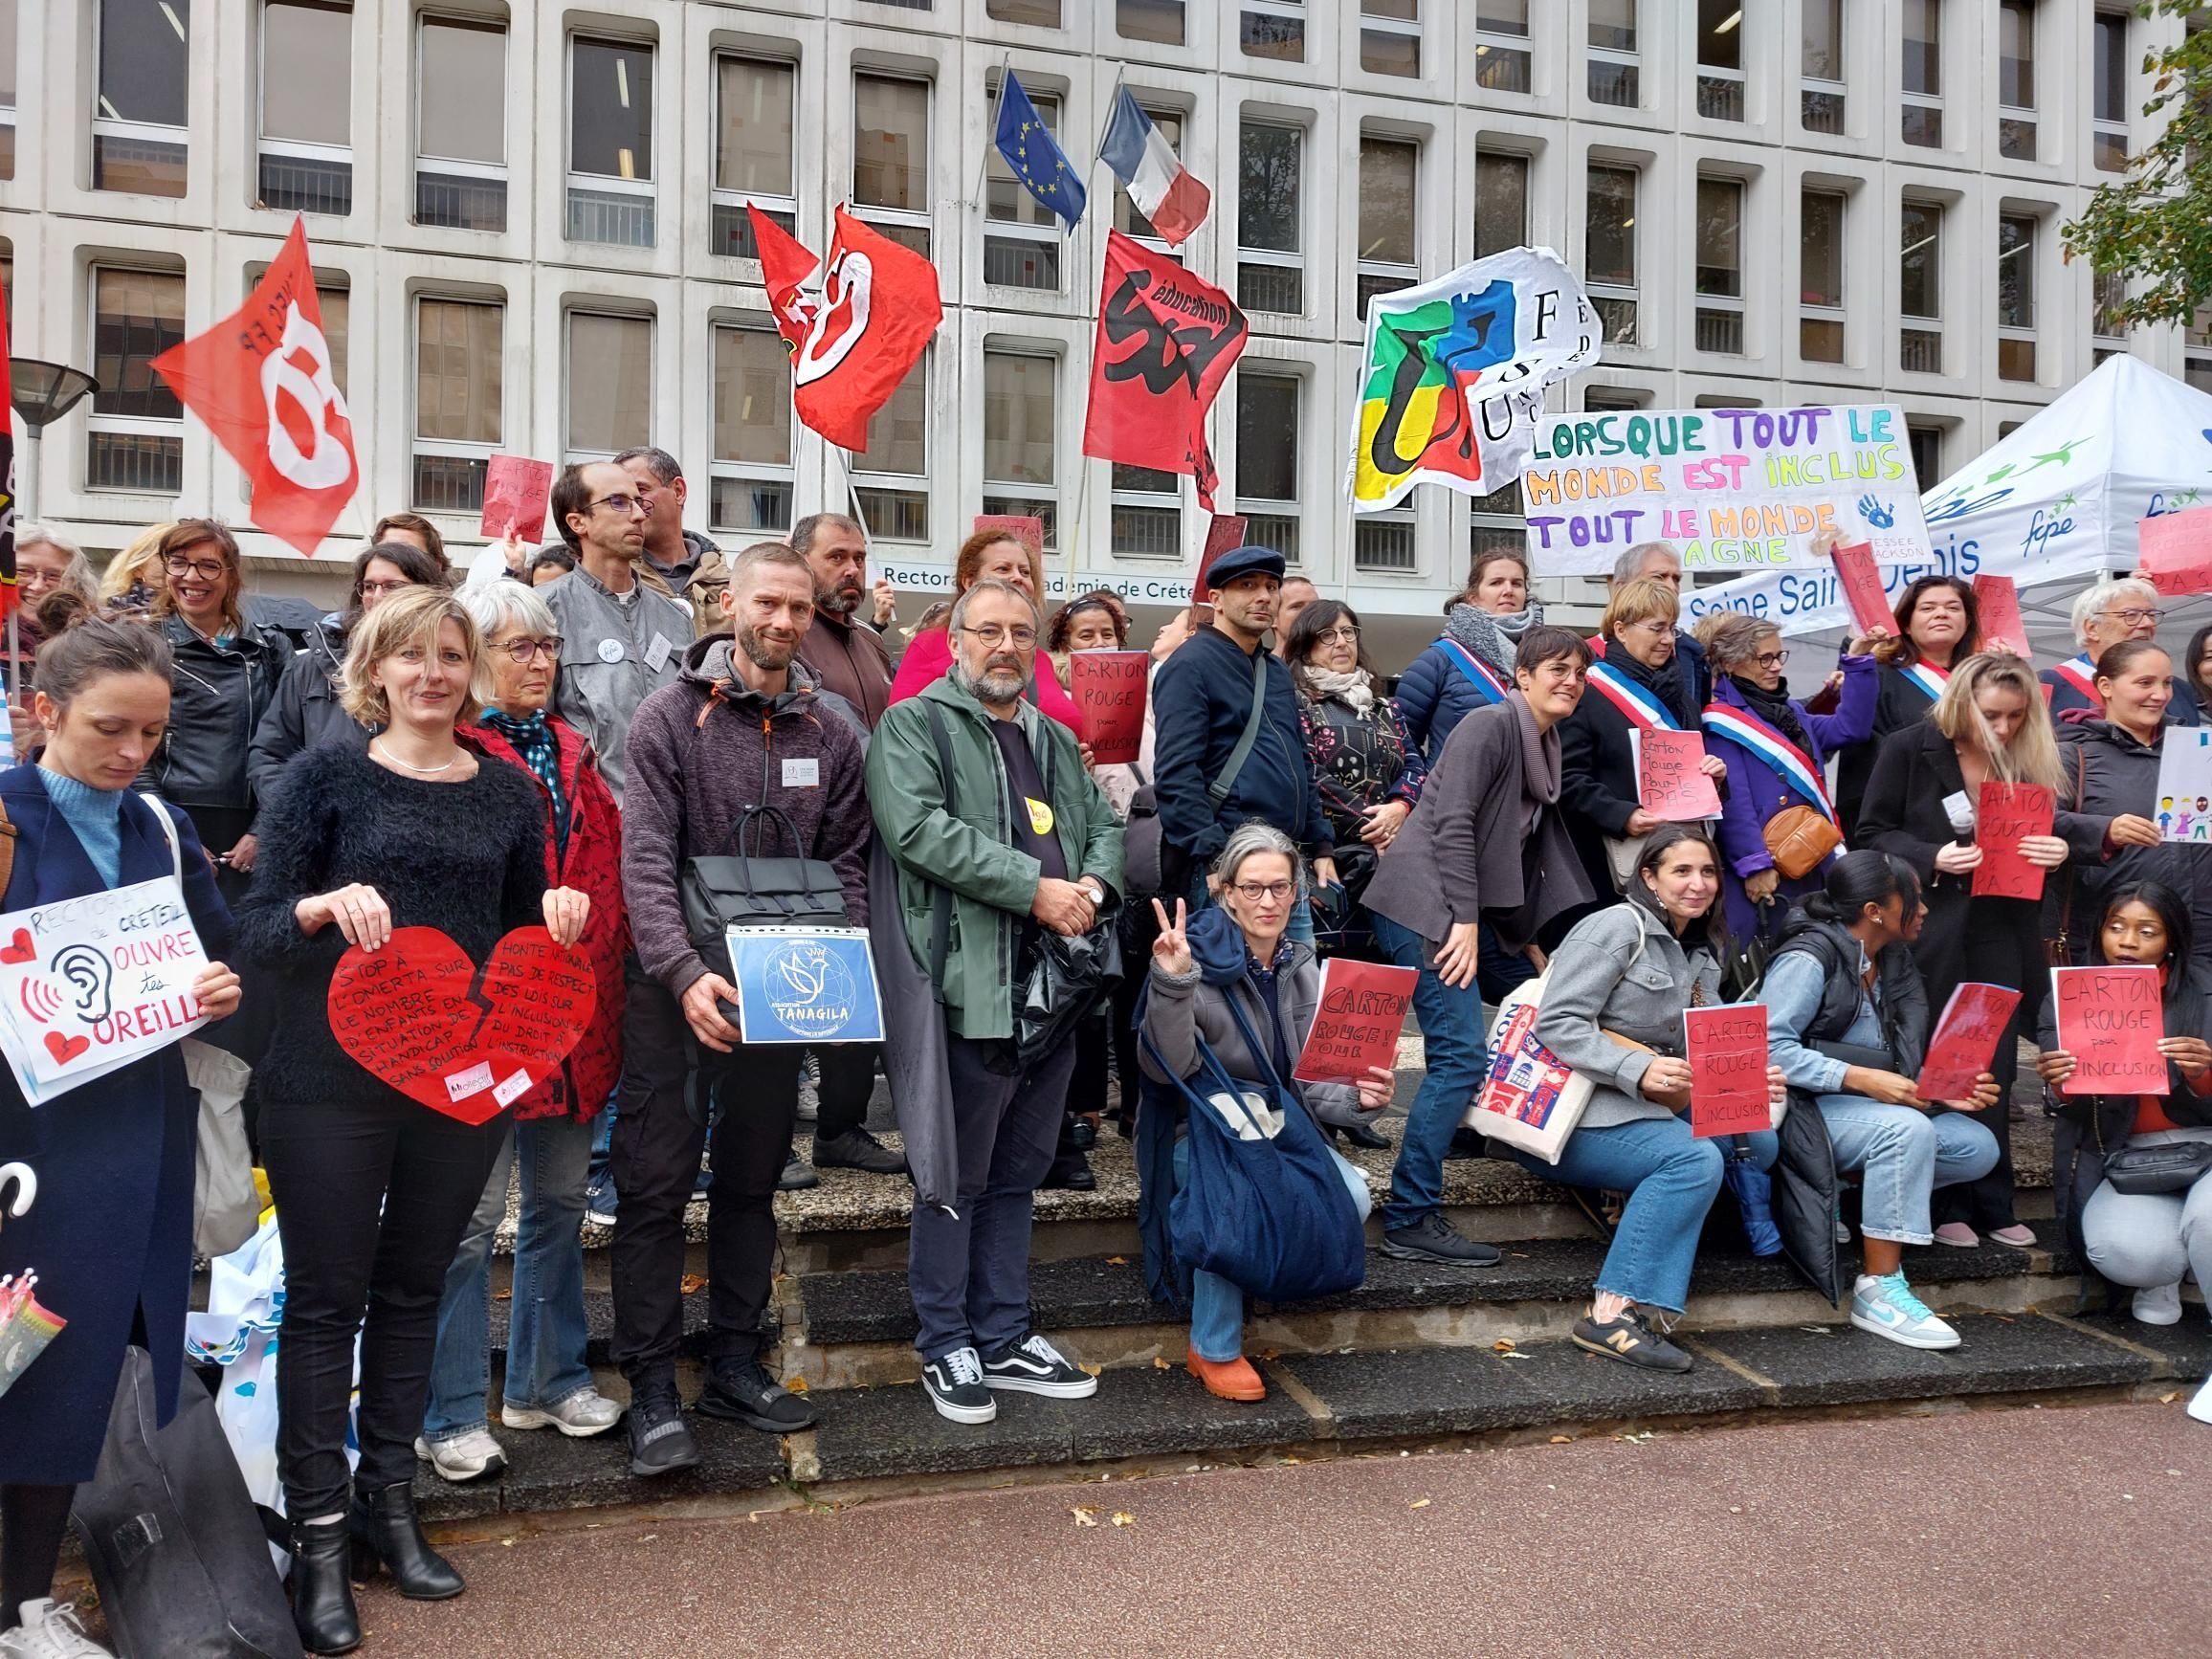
[96,520,178,612]
[1858,652,2104,1248]
[237,586,592,1651]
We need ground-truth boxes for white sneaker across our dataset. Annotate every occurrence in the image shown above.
[2132,1281,2185,1327]
[413,1426,508,1481]
[1849,1272,1960,1350]
[0,1599,112,1658]
[502,1385,622,1437]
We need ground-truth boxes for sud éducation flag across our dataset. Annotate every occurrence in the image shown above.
[1080,229,1248,511]
[151,217,357,556]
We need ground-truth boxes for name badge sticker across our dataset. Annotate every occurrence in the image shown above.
[783,758,821,788]
[444,1060,495,1102]
[645,632,675,673]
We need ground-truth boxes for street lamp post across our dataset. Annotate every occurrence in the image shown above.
[7,358,100,709]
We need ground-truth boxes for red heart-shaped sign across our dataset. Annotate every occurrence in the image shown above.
[0,929,34,965]
[326,926,597,1124]
[44,1030,91,1066]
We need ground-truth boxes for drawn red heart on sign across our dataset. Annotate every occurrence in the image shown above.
[44,1031,90,1066]
[325,925,597,1124]
[0,930,34,965]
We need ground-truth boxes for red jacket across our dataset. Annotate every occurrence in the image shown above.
[461,717,629,1121]
[886,625,1082,734]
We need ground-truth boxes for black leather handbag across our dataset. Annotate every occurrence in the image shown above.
[2103,1138,2212,1196]
[681,803,852,985]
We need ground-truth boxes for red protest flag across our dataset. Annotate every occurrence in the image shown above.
[1971,781,2055,900]
[150,218,356,557]
[747,203,819,357]
[767,207,943,453]
[1082,230,1249,511]
[1294,959,1419,1087]
[1070,650,1149,765]
[1686,1005,1772,1138]
[1916,983,2022,1105]
[1190,514,1248,603]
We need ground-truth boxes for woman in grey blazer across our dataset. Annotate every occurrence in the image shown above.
[1521,827,1784,1372]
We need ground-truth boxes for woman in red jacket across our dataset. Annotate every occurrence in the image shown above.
[887,527,1082,733]
[417,582,631,1483]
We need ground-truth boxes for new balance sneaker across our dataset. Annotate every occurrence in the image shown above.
[412,1427,506,1483]
[500,1385,622,1438]
[625,1385,702,1476]
[920,1346,998,1424]
[2133,1280,2185,1327]
[0,1599,112,1658]
[696,1360,819,1432]
[1571,1309,1693,1373]
[1381,1212,1503,1267]
[1850,1272,1960,1350]
[979,1334,1098,1399]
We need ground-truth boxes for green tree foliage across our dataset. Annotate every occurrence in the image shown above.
[2063,1,2212,329]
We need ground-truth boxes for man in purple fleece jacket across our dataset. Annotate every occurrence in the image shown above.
[611,544,872,1477]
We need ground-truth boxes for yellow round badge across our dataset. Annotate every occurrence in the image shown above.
[1026,797,1055,836]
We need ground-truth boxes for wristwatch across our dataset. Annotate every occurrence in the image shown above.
[1078,880,1106,908]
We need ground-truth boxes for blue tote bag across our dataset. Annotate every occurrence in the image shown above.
[1148,996,1367,1305]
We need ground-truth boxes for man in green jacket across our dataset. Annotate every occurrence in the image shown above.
[869,579,1123,1425]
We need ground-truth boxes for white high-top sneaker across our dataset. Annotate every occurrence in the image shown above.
[0,1599,113,1659]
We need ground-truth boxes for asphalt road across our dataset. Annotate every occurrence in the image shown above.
[346,1400,2210,1658]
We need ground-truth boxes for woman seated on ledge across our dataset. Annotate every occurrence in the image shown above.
[1524,826,1783,1375]
[1759,852,2002,1354]
[2036,880,2212,1328]
[1139,823,1394,1405]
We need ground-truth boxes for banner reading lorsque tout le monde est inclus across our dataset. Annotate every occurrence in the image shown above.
[1518,404,1931,576]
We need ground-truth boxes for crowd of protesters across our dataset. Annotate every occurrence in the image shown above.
[6,478,2212,1657]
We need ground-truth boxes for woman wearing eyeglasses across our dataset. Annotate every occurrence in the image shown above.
[247,541,448,809]
[2043,577,2163,719]
[141,520,284,904]
[417,583,629,1486]
[887,529,1084,733]
[1696,611,1878,946]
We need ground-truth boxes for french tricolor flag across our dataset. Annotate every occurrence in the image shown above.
[1098,88,1209,248]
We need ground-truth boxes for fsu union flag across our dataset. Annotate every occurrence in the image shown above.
[1080,231,1247,511]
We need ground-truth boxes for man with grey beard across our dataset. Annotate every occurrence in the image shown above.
[869,580,1124,1425]
[792,513,896,729]
[612,543,873,1475]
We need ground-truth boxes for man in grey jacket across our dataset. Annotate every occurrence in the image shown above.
[539,459,696,805]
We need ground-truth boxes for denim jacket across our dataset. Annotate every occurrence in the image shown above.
[1761,943,1883,1096]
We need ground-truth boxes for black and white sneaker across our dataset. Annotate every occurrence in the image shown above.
[979,1333,1098,1399]
[920,1346,998,1424]
[626,1385,702,1476]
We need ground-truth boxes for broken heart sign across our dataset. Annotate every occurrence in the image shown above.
[327,926,596,1124]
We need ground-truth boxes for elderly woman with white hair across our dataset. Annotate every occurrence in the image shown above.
[416,580,631,1486]
[2045,577,2163,719]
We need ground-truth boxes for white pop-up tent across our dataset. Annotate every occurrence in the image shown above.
[1681,355,2212,652]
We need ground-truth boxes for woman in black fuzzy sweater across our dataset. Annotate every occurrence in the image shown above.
[236,589,588,1655]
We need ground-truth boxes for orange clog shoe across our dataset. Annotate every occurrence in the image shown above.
[1186,1353,1266,1402]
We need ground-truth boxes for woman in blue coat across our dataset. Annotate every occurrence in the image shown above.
[0,608,240,1655]
[1696,611,1878,946]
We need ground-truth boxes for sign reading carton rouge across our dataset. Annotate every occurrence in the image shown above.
[1972,782,2055,900]
[1634,729,1723,821]
[327,925,597,1124]
[1916,982,2022,1104]
[2050,964,2166,1095]
[1293,959,1417,1087]
[1685,1004,1771,1138]
[1070,650,1149,766]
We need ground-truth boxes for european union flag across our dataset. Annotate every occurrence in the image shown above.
[992,71,1087,230]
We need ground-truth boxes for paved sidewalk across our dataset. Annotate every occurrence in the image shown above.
[356,1400,2207,1657]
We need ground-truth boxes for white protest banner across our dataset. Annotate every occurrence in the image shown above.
[1519,403,1928,576]
[0,875,209,1104]
[1348,246,1604,514]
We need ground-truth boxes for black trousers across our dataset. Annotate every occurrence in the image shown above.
[812,1044,879,1142]
[608,969,799,1382]
[261,1091,508,1519]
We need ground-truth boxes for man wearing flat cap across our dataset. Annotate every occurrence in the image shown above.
[1150,545,1336,939]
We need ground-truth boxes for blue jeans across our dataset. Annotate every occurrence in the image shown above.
[1515,1117,1779,1314]
[1174,1133,1373,1361]
[1368,911,1492,1232]
[424,1115,597,1441]
[1815,1096,1999,1247]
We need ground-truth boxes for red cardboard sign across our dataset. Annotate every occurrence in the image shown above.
[2050,964,2168,1095]
[1636,729,1723,820]
[971,515,1045,558]
[1685,1004,1771,1138]
[1831,541,1894,636]
[1916,982,2022,1104]
[2138,504,2212,598]
[327,926,597,1123]
[1190,513,1250,602]
[1294,958,1418,1086]
[1070,650,1150,765]
[1972,574,2030,656]
[480,454,554,543]
[1972,781,2055,900]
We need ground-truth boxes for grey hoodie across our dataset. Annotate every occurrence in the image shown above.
[1532,895,1721,1129]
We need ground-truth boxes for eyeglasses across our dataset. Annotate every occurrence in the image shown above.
[1231,880,1295,902]
[491,635,563,665]
[1621,618,1674,638]
[1318,626,1361,645]
[960,624,1038,649]
[164,555,226,581]
[2102,607,2163,627]
[590,494,653,518]
[358,579,415,597]
[1754,650,1790,669]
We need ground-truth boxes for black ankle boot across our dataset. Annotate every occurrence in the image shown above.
[289,1516,363,1654]
[348,1481,465,1601]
